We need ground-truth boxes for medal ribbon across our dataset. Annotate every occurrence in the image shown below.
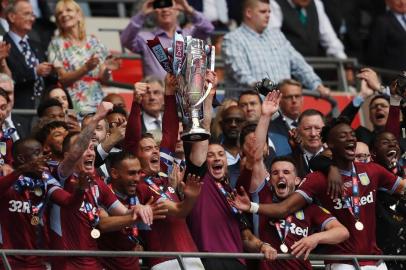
[342,164,360,222]
[274,216,292,245]
[127,196,140,244]
[144,176,173,201]
[214,181,249,228]
[83,181,100,227]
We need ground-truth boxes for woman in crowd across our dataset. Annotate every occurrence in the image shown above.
[41,84,74,112]
[48,0,120,113]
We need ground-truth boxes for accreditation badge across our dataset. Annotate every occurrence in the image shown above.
[358,173,370,186]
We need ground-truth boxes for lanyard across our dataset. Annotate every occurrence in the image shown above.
[342,165,360,221]
[215,181,240,215]
[83,181,100,227]
[144,176,173,201]
[127,196,140,244]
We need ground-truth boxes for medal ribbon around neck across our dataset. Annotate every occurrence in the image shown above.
[83,180,100,228]
[144,176,173,201]
[127,196,140,244]
[342,163,363,230]
[15,172,50,225]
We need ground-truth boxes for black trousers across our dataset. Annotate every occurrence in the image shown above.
[201,258,246,270]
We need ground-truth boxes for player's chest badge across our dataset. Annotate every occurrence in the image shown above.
[358,173,370,186]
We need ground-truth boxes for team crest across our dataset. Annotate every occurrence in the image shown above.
[295,210,305,220]
[167,187,175,193]
[358,173,370,186]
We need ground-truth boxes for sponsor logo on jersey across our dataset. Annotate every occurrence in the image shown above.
[333,191,374,210]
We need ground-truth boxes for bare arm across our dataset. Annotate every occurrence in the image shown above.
[241,228,277,261]
[98,208,135,233]
[291,219,349,260]
[58,102,113,179]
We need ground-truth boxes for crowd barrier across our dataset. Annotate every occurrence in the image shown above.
[2,249,406,270]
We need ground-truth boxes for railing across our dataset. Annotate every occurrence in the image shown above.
[1,249,405,270]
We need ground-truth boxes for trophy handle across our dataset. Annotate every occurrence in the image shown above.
[193,45,215,108]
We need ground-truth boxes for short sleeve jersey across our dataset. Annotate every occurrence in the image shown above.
[0,172,62,270]
[254,180,335,270]
[97,191,140,270]
[296,162,400,264]
[49,174,119,270]
[136,175,198,268]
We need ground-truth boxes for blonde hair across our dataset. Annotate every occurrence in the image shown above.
[55,0,86,41]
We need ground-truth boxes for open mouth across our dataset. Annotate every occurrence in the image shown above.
[150,156,160,164]
[344,142,356,156]
[83,159,94,169]
[212,163,223,174]
[276,181,287,191]
[375,112,386,120]
[387,150,398,159]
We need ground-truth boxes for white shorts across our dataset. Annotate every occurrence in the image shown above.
[151,258,205,270]
[326,261,387,270]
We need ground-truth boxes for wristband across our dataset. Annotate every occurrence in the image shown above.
[249,202,259,214]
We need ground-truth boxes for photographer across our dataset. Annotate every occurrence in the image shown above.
[120,0,214,80]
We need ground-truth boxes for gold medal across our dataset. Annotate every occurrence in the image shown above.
[90,228,100,239]
[355,221,364,231]
[34,186,43,197]
[31,215,40,226]
[280,243,288,253]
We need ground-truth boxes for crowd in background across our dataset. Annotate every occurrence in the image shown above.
[0,0,405,270]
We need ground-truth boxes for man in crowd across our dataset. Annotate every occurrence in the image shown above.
[222,0,330,98]
[292,109,325,178]
[269,0,347,59]
[219,105,245,187]
[269,79,304,156]
[4,0,56,110]
[35,120,69,162]
[120,0,214,80]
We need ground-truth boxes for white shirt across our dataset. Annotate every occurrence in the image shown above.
[203,0,229,23]
[29,0,42,18]
[393,12,406,31]
[281,112,298,130]
[303,146,324,172]
[142,112,163,132]
[0,18,9,33]
[226,150,240,166]
[269,0,347,59]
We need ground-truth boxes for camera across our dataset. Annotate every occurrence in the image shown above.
[255,78,278,96]
[153,0,173,9]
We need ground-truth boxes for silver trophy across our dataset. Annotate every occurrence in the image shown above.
[176,36,215,141]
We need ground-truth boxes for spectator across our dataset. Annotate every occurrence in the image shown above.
[35,120,69,161]
[28,0,56,50]
[211,97,238,140]
[0,73,31,140]
[366,0,406,77]
[133,76,165,135]
[120,0,214,80]
[220,105,245,186]
[36,98,65,122]
[0,87,13,167]
[41,84,74,112]
[269,79,303,156]
[4,0,57,110]
[354,141,371,163]
[238,90,277,154]
[222,0,330,98]
[269,0,347,59]
[103,93,127,114]
[293,109,325,178]
[48,0,120,113]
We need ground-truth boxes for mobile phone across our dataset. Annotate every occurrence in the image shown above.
[153,0,173,9]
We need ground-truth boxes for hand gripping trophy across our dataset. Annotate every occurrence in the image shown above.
[148,33,215,141]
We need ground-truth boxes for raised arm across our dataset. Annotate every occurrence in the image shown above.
[120,0,154,52]
[250,91,281,191]
[58,102,113,179]
[124,83,144,154]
